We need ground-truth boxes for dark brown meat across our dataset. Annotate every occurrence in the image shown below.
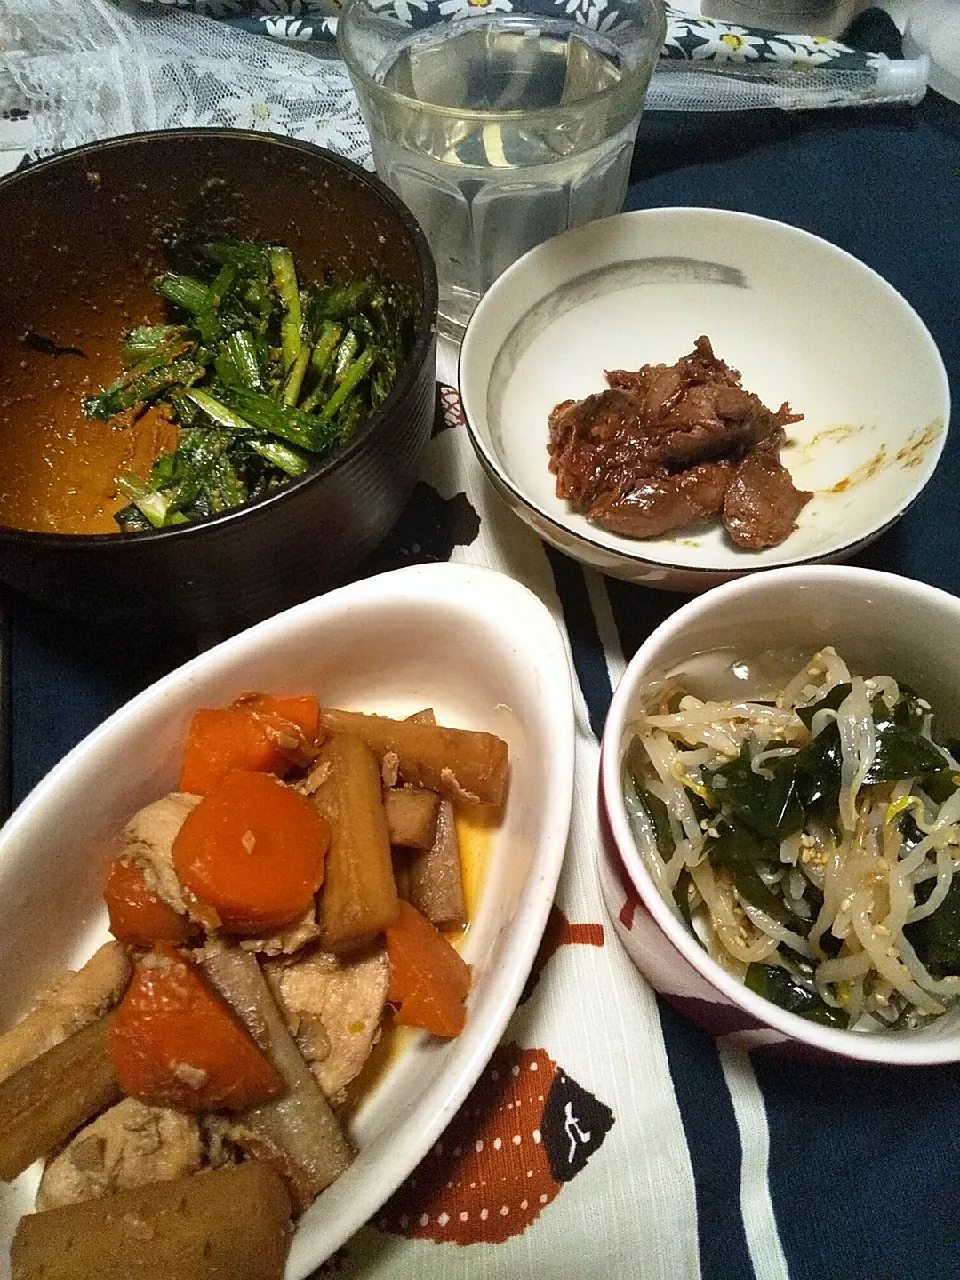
[589,462,732,539]
[547,388,654,506]
[549,336,806,549]
[723,448,813,549]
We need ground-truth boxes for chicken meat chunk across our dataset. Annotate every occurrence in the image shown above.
[264,946,389,1107]
[36,1097,203,1210]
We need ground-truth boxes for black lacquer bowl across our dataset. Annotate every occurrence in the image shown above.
[0,130,438,636]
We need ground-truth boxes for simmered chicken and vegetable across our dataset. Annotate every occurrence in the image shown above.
[1,694,508,1279]
[625,648,960,1031]
[84,239,416,530]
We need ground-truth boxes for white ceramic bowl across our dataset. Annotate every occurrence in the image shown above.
[0,563,575,1278]
[460,208,950,593]
[599,565,960,1064]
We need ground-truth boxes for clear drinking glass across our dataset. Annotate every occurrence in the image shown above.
[338,0,666,339]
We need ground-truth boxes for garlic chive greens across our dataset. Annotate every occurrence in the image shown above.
[624,647,960,1032]
[83,238,416,531]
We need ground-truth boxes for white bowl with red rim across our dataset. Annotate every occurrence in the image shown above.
[599,564,960,1063]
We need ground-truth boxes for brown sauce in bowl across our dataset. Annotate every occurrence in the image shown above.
[0,396,176,535]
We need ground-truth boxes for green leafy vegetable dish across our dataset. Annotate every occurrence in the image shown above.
[624,646,960,1033]
[83,238,416,531]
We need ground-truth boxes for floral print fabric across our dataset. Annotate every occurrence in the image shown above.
[136,1,887,72]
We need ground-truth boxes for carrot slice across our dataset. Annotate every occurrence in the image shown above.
[179,696,321,795]
[109,944,281,1112]
[172,770,328,933]
[385,900,471,1038]
[238,693,320,741]
[103,859,198,947]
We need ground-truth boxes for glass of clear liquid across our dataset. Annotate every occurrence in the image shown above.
[338,0,666,340]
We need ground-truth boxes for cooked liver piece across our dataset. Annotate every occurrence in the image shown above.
[723,448,813,549]
[589,462,733,539]
[548,336,806,548]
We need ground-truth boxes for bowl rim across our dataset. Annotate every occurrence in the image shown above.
[0,127,439,546]
[459,206,951,577]
[600,562,960,1065]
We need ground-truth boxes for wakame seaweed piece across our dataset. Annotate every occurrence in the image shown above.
[745,964,845,1027]
[777,722,843,819]
[220,386,340,455]
[674,868,695,932]
[796,683,851,731]
[862,714,948,784]
[707,742,805,841]
[727,861,807,933]
[897,809,928,853]
[802,885,843,957]
[903,876,960,978]
[919,768,960,805]
[631,779,676,860]
[707,819,777,867]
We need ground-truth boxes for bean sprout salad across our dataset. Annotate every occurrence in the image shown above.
[624,647,960,1032]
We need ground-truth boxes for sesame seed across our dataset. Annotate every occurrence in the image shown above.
[532,1129,541,1144]
[539,1194,548,1204]
[459,1212,469,1223]
[438,1213,449,1227]
[419,1214,429,1227]
[475,1141,484,1153]
[493,1138,502,1150]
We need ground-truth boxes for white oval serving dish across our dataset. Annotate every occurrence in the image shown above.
[0,562,575,1278]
